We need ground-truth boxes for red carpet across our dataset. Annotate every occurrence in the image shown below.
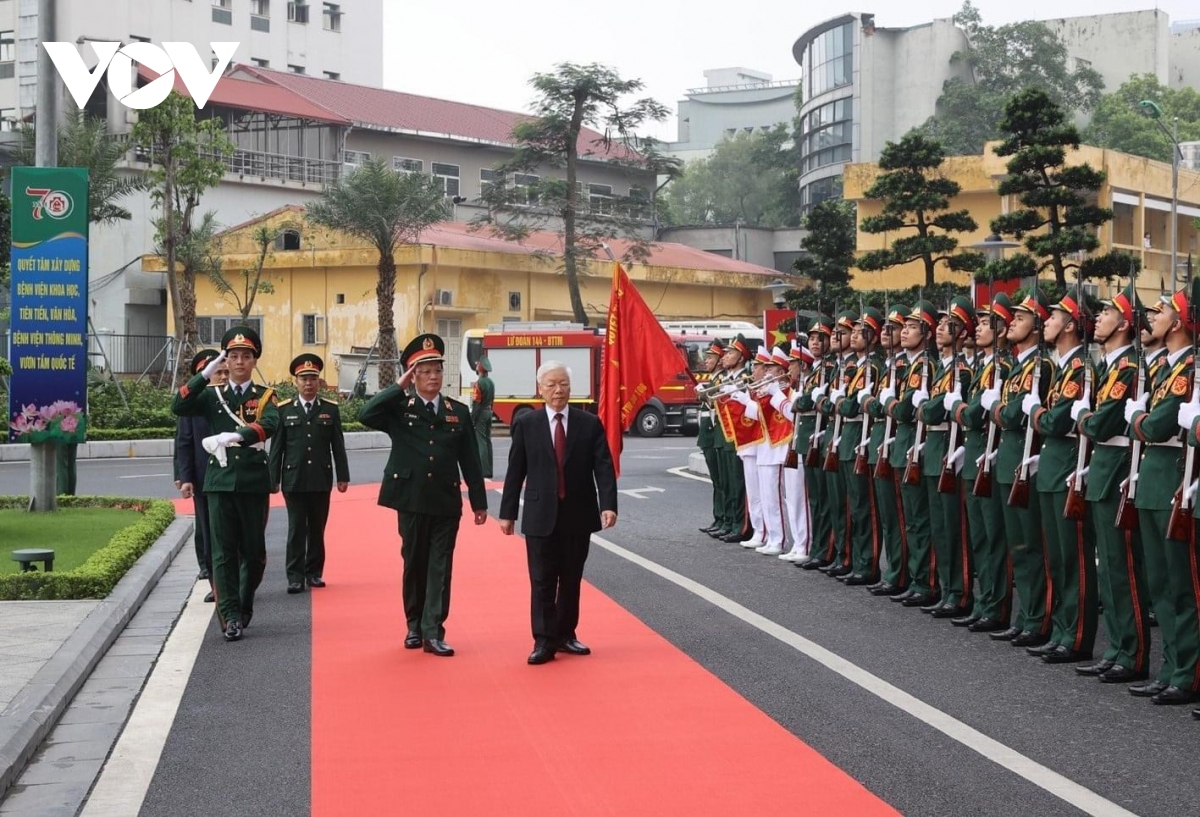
[308,485,897,816]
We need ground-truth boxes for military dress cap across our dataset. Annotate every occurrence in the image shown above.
[221,326,263,357]
[476,355,493,373]
[402,333,446,367]
[1162,287,1194,331]
[290,353,324,377]
[907,299,939,331]
[1014,288,1051,322]
[809,314,834,336]
[948,295,977,332]
[728,333,751,359]
[859,306,885,334]
[771,346,791,367]
[1105,282,1141,324]
[835,310,858,331]
[192,349,221,373]
[987,292,1015,324]
[754,346,774,365]
[706,338,726,356]
[788,339,806,360]
[886,304,910,326]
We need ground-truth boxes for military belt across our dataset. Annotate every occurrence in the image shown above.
[1149,439,1183,448]
[926,423,950,431]
[1099,436,1130,448]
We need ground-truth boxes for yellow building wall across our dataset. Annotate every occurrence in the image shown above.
[146,209,776,384]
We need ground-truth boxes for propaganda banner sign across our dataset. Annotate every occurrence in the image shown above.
[8,167,90,443]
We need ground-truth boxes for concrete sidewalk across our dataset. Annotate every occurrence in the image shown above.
[0,517,194,801]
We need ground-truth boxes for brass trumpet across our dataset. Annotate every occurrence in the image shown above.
[697,371,752,404]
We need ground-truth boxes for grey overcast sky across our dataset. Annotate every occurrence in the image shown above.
[381,1,1196,142]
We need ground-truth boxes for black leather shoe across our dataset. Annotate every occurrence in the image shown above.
[527,645,556,665]
[404,631,422,649]
[951,614,981,627]
[1129,680,1168,697]
[1192,707,1200,720]
[1075,659,1116,676]
[1151,686,1196,705]
[240,611,253,629]
[968,618,1008,633]
[423,639,455,657]
[1098,665,1148,684]
[931,604,967,619]
[307,576,326,588]
[223,622,242,642]
[287,582,304,594]
[866,579,885,591]
[708,529,730,539]
[1011,631,1048,648]
[197,568,210,581]
[890,588,918,603]
[843,573,871,586]
[1041,646,1092,664]
[902,592,937,608]
[720,532,745,543]
[700,523,721,533]
[988,625,1023,640]
[798,558,830,570]
[1026,641,1060,657]
[559,639,591,655]
[871,583,907,597]
[203,591,214,603]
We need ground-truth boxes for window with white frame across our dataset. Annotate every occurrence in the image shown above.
[432,163,460,197]
[212,0,232,8]
[251,57,269,67]
[0,109,16,132]
[513,173,539,206]
[342,149,370,166]
[197,316,263,346]
[302,314,326,345]
[479,168,502,199]
[323,2,342,31]
[588,183,613,214]
[251,0,269,15]
[0,30,16,62]
[287,1,309,23]
[436,318,461,338]
[393,157,423,174]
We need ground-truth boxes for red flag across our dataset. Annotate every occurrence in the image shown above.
[598,263,693,477]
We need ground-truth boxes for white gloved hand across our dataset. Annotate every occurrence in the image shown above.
[202,434,228,467]
[986,449,999,465]
[1021,393,1041,417]
[858,389,873,406]
[200,349,227,380]
[1022,454,1040,476]
[1186,479,1200,503]
[766,381,782,397]
[943,391,963,412]
[732,390,752,406]
[811,385,827,400]
[217,431,242,446]
[912,388,929,408]
[1124,397,1147,424]
[981,387,1001,411]
[1070,397,1091,423]
[1066,467,1090,489]
[829,388,845,403]
[1177,401,1200,431]
[947,446,965,473]
[720,383,739,395]
[878,387,896,404]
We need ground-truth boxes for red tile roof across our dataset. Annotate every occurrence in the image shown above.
[233,65,637,162]
[136,65,349,125]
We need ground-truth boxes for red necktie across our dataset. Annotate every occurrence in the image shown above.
[554,413,566,499]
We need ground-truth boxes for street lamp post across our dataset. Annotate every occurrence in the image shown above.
[762,278,793,307]
[968,233,1020,302]
[1139,100,1183,288]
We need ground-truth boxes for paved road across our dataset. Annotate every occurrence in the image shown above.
[7,437,1200,816]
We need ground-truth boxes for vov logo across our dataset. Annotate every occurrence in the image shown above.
[44,42,239,111]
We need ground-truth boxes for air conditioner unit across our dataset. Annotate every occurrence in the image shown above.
[435,289,453,306]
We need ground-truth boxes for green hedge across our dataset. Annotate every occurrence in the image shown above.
[0,496,176,600]
[83,421,370,441]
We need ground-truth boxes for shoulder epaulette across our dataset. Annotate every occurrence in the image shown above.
[321,397,338,405]
[1071,358,1083,369]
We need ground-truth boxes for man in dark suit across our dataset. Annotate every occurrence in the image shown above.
[174,349,228,604]
[360,333,489,657]
[499,360,619,665]
[269,354,350,593]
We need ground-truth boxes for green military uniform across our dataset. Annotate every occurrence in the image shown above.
[171,326,279,640]
[993,291,1055,643]
[1132,289,1199,698]
[837,308,885,583]
[1029,297,1097,660]
[817,311,858,573]
[866,307,909,593]
[471,356,496,478]
[1076,287,1149,677]
[796,317,834,568]
[269,354,350,591]
[713,335,752,540]
[360,333,489,650]
[697,340,726,533]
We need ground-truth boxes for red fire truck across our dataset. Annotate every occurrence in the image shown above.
[474,322,701,437]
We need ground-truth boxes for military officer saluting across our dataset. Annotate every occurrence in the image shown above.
[172,326,279,642]
[269,354,350,594]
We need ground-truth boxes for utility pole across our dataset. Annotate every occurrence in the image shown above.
[29,0,58,511]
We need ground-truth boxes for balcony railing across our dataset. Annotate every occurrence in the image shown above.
[112,133,342,186]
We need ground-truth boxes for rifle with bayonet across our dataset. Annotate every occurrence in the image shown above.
[855,296,875,477]
[1168,255,1198,540]
[974,271,1000,498]
[1064,272,1090,521]
[874,301,899,482]
[1116,258,1144,530]
[1008,276,1043,509]
[939,295,963,494]
[823,340,846,473]
[903,297,930,487]
[805,310,829,468]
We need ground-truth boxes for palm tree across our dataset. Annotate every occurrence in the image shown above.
[306,160,450,387]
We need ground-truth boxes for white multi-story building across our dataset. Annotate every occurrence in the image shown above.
[666,68,800,163]
[791,9,1200,216]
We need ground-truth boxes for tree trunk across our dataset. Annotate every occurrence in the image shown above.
[563,92,588,326]
[176,266,198,382]
[924,256,936,289]
[376,253,398,388]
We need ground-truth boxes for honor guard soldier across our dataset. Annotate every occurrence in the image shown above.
[698,340,729,537]
[1127,288,1198,704]
[1025,292,1096,663]
[774,341,813,561]
[985,289,1054,647]
[172,326,279,642]
[950,293,1015,631]
[360,333,489,657]
[269,354,350,594]
[865,304,910,596]
[797,317,835,569]
[814,311,858,576]
[1073,284,1152,683]
[471,356,496,478]
[714,335,753,543]
[174,349,227,598]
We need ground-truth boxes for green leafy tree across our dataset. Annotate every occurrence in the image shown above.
[661,126,800,228]
[131,92,234,381]
[787,198,856,311]
[307,160,449,387]
[207,223,282,320]
[1084,74,1200,162]
[856,132,985,289]
[473,63,680,325]
[922,1,1104,156]
[988,88,1119,290]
